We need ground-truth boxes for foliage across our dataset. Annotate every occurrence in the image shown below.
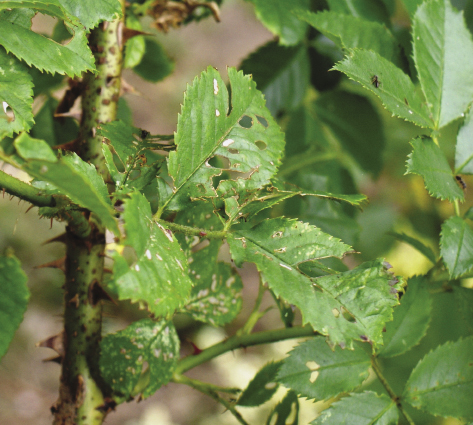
[1,0,473,424]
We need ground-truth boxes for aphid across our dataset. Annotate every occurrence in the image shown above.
[371,75,380,88]
[456,175,467,190]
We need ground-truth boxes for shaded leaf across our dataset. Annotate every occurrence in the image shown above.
[333,49,432,128]
[406,136,464,202]
[413,0,473,129]
[388,232,437,264]
[326,0,391,25]
[133,38,174,83]
[404,336,473,419]
[454,286,473,334]
[0,253,29,360]
[266,390,299,425]
[379,275,431,358]
[277,337,371,400]
[100,318,179,399]
[440,216,473,279]
[311,391,398,425]
[455,106,473,174]
[237,361,282,407]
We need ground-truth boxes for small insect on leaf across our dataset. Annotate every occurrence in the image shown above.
[456,175,467,190]
[371,75,380,88]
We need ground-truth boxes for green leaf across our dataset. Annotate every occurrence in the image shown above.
[57,0,121,30]
[12,133,119,234]
[0,48,34,138]
[0,253,29,361]
[454,286,473,334]
[313,91,385,176]
[277,337,371,400]
[161,67,285,214]
[455,106,473,174]
[237,361,282,407]
[404,336,473,419]
[440,216,473,279]
[299,10,402,68]
[239,41,310,116]
[401,0,423,17]
[266,390,299,425]
[311,391,398,425]
[124,12,145,69]
[108,192,192,317]
[133,38,174,83]
[333,49,433,128]
[413,0,473,129]
[326,0,391,25]
[0,1,72,23]
[406,136,464,202]
[100,318,179,399]
[245,0,310,46]
[388,232,437,264]
[0,17,95,76]
[378,275,432,358]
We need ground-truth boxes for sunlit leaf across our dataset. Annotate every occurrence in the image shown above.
[388,232,436,264]
[266,390,299,425]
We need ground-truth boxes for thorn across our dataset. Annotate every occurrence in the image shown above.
[53,111,82,121]
[25,204,35,214]
[52,138,80,152]
[69,293,80,308]
[50,217,53,229]
[42,232,68,245]
[35,257,66,272]
[122,27,150,43]
[2,187,5,198]
[187,340,203,355]
[120,78,141,96]
[88,279,116,306]
[42,355,62,364]
[103,267,113,274]
[36,331,65,358]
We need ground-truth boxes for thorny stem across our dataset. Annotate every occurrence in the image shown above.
[371,357,416,425]
[172,374,249,425]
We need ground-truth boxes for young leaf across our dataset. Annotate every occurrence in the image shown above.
[161,67,285,214]
[237,361,282,407]
[378,275,432,358]
[406,136,464,202]
[0,48,34,138]
[12,133,119,235]
[388,232,437,264]
[0,253,29,361]
[440,216,473,279]
[333,49,433,128]
[404,336,473,419]
[276,337,371,400]
[133,38,174,83]
[107,192,193,317]
[413,0,473,129]
[239,41,310,116]
[245,0,310,46]
[311,391,399,425]
[455,106,473,174]
[266,390,299,425]
[100,318,179,399]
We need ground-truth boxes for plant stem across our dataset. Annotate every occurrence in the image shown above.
[157,219,227,239]
[175,325,317,375]
[0,169,56,207]
[237,277,267,335]
[371,357,415,425]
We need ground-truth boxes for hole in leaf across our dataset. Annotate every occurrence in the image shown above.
[228,148,239,154]
[331,308,340,318]
[255,140,267,150]
[239,115,253,128]
[2,102,15,122]
[256,115,268,127]
[287,402,298,422]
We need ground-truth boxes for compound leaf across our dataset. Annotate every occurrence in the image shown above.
[100,318,179,399]
[277,337,371,400]
[0,253,29,361]
[406,136,464,202]
[108,192,192,317]
[413,0,473,129]
[311,391,398,425]
[404,336,473,419]
[440,216,473,279]
[333,49,432,128]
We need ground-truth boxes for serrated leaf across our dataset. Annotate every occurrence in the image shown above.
[100,318,179,399]
[57,0,121,30]
[401,0,424,17]
[379,276,431,358]
[266,390,299,425]
[0,17,95,76]
[0,48,34,138]
[239,41,310,116]
[245,0,309,46]
[326,0,391,25]
[237,361,282,407]
[313,91,385,176]
[161,67,284,214]
[404,336,473,419]
[299,10,402,68]
[413,0,473,129]
[440,216,473,279]
[406,136,464,202]
[108,192,192,317]
[0,253,29,360]
[454,286,473,334]
[388,232,437,264]
[0,1,72,23]
[133,38,174,83]
[277,337,371,400]
[333,49,432,128]
[12,133,119,234]
[311,391,398,425]
[455,106,473,174]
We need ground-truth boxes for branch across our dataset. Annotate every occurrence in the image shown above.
[0,169,56,207]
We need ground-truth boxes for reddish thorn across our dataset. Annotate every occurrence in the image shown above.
[199,231,207,237]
